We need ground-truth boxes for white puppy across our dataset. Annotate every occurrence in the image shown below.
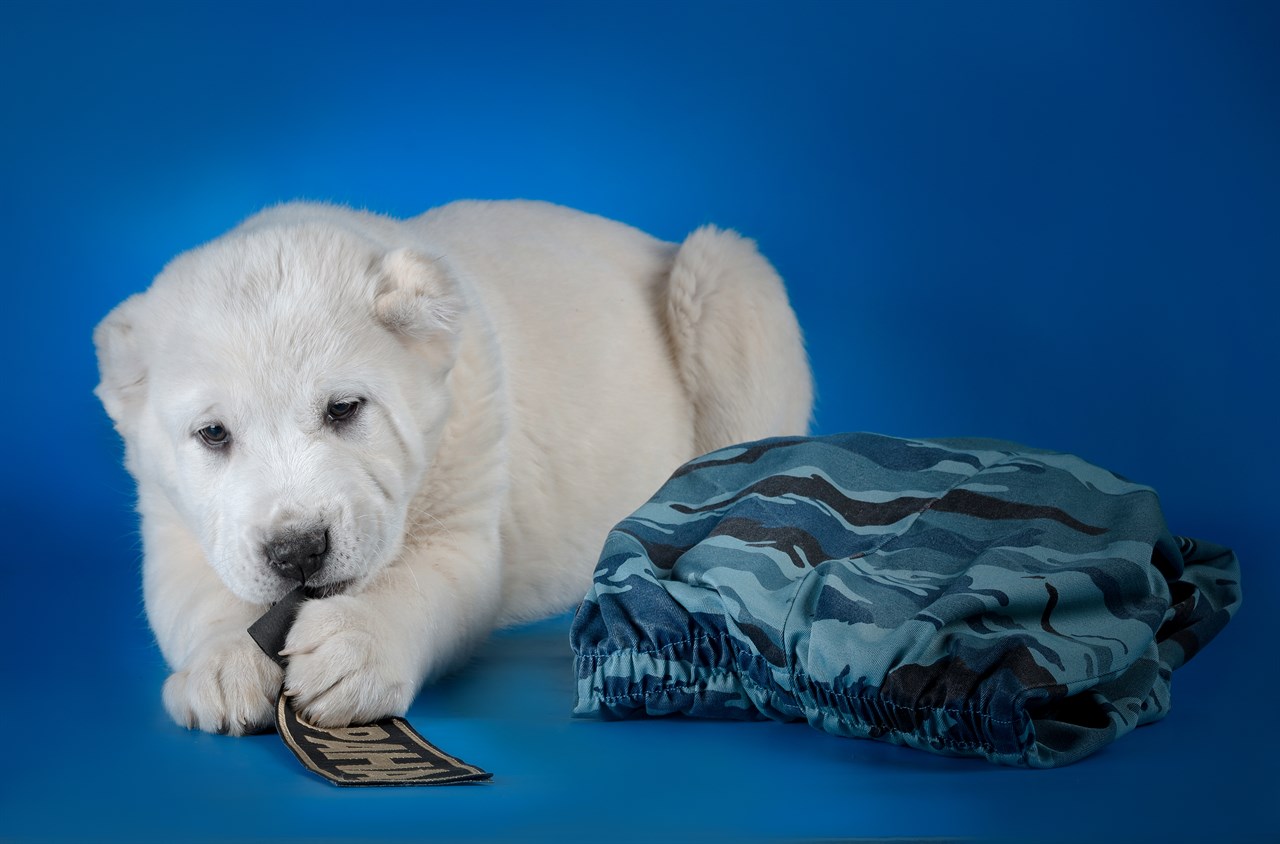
[95,200,812,734]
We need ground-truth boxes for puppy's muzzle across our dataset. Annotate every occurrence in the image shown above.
[263,525,329,582]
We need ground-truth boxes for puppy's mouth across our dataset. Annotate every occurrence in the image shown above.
[303,579,355,599]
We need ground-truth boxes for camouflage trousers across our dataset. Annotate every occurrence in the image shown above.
[570,433,1242,767]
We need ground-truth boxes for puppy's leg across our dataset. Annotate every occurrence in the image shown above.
[142,506,281,735]
[282,505,502,727]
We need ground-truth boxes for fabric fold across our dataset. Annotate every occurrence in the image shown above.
[571,433,1242,768]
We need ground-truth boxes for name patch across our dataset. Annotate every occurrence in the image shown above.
[249,584,492,787]
[276,694,492,787]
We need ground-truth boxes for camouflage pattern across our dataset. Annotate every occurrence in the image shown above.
[570,433,1241,767]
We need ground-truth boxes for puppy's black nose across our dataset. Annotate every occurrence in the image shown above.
[264,526,329,582]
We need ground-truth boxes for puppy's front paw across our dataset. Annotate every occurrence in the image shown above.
[163,634,282,735]
[282,595,415,727]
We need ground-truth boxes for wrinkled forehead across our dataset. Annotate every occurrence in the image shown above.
[154,223,383,319]
[145,228,404,416]
[152,316,394,404]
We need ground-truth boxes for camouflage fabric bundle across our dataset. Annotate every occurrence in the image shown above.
[571,433,1241,767]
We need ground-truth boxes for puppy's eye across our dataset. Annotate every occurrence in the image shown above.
[326,399,360,423]
[198,424,230,447]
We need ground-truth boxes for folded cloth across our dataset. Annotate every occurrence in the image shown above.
[571,433,1242,768]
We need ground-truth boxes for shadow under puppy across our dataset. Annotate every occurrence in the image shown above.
[94,200,812,734]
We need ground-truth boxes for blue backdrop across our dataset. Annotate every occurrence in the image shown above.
[2,2,1276,842]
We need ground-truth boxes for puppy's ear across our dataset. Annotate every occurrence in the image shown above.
[93,294,149,428]
[373,249,466,344]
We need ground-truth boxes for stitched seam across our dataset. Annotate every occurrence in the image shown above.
[585,662,1020,726]
[589,680,1007,753]
[779,567,819,683]
[591,665,744,703]
[868,726,1005,753]
[739,659,806,715]
[589,654,803,709]
[791,671,1020,725]
[574,632,722,661]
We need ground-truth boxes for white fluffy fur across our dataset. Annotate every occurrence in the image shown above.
[94,200,812,734]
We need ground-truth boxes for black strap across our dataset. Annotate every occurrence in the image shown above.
[247,584,308,668]
[247,587,492,786]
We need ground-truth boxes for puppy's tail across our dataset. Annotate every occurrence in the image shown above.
[664,225,814,456]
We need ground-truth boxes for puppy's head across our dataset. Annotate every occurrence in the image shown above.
[95,217,464,603]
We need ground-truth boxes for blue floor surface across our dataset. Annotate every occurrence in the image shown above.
[1,564,1271,843]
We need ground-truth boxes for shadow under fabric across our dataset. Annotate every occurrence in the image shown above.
[570,433,1242,768]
